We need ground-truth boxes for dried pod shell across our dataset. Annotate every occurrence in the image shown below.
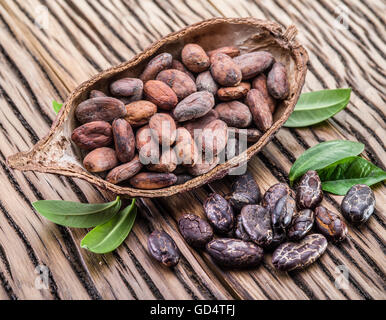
[217,82,250,101]
[149,113,177,146]
[110,78,143,102]
[204,193,234,234]
[83,147,118,173]
[207,46,240,58]
[181,43,210,73]
[267,62,289,100]
[234,51,274,80]
[341,184,375,224]
[156,69,197,100]
[106,155,143,184]
[296,170,323,210]
[315,206,348,242]
[76,97,126,124]
[287,209,315,241]
[71,121,112,151]
[215,101,252,128]
[148,230,180,267]
[173,91,215,122]
[124,100,157,127]
[178,214,213,248]
[252,74,276,113]
[246,89,273,132]
[140,53,173,82]
[130,172,177,189]
[144,80,178,110]
[210,53,242,87]
[196,71,219,95]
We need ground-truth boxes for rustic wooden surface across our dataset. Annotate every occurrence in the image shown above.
[0,0,384,300]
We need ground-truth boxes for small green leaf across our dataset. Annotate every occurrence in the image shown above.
[53,100,63,114]
[284,88,351,127]
[318,156,386,195]
[32,197,121,228]
[289,140,364,184]
[81,199,137,254]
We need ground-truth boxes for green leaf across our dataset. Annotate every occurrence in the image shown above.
[284,88,351,127]
[32,197,121,228]
[289,140,364,185]
[53,100,63,114]
[318,156,386,195]
[81,199,137,254]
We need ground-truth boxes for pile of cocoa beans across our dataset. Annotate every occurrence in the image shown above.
[71,44,289,189]
[147,172,375,271]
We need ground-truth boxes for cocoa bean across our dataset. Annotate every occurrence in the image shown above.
[296,170,323,210]
[130,172,177,189]
[184,109,219,140]
[252,74,276,113]
[234,215,251,242]
[233,51,274,80]
[207,46,240,59]
[196,71,219,95]
[149,113,177,146]
[187,156,219,176]
[76,97,126,124]
[71,121,113,150]
[315,206,348,242]
[148,149,177,173]
[156,69,197,100]
[204,193,234,234]
[175,174,193,185]
[83,147,118,173]
[135,125,160,165]
[106,155,143,184]
[171,59,195,81]
[215,101,252,128]
[178,214,213,248]
[173,91,215,122]
[287,209,315,241]
[124,100,157,127]
[140,52,173,82]
[201,119,228,156]
[148,230,180,267]
[110,78,143,102]
[227,172,261,211]
[174,127,198,166]
[144,80,178,110]
[228,127,262,143]
[181,44,210,73]
[267,62,289,100]
[246,89,273,131]
[341,184,375,224]
[89,90,106,98]
[217,82,250,101]
[112,119,135,163]
[262,183,295,214]
[210,53,242,87]
[272,195,296,230]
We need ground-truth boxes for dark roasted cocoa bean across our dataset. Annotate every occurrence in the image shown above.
[207,46,240,59]
[171,59,195,81]
[106,155,143,184]
[201,120,228,156]
[110,78,143,102]
[124,100,157,127]
[144,80,178,110]
[83,147,118,173]
[196,71,219,95]
[175,174,193,185]
[207,239,263,268]
[173,91,215,122]
[148,230,180,267]
[252,74,276,113]
[217,82,250,101]
[89,90,106,98]
[210,53,242,87]
[135,125,159,164]
[262,183,295,214]
[268,227,286,250]
[174,127,198,166]
[228,127,262,143]
[147,149,177,173]
[156,69,197,100]
[234,214,251,241]
[246,89,273,132]
[296,170,323,209]
[240,205,272,247]
[215,101,252,128]
[130,172,177,189]
[178,214,213,248]
[227,172,261,211]
[184,109,218,140]
[267,62,289,100]
[112,119,135,163]
[287,209,315,241]
[272,234,328,271]
[181,44,210,73]
[140,53,173,82]
[234,51,274,80]
[187,156,219,176]
[204,193,234,234]
[149,113,177,146]
[272,195,296,230]
[341,184,375,224]
[315,206,348,242]
[76,97,126,124]
[71,121,113,150]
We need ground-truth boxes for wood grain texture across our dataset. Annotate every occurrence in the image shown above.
[0,0,384,300]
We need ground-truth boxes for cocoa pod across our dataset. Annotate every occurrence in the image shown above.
[228,127,262,143]
[144,80,178,110]
[204,193,234,234]
[149,113,177,146]
[201,119,228,156]
[267,62,289,100]
[187,156,219,176]
[184,109,219,140]
[106,155,143,184]
[140,52,173,82]
[181,43,210,73]
[196,71,219,95]
[246,89,273,131]
[148,230,180,267]
[215,101,252,128]
[252,74,276,113]
[124,100,157,127]
[75,97,126,124]
[173,91,215,122]
[110,78,143,102]
[135,125,160,164]
[147,149,177,173]
[296,170,323,210]
[171,59,195,81]
[233,51,274,80]
[156,69,197,100]
[210,53,242,87]
[130,172,177,189]
[71,121,113,150]
[83,147,118,173]
[174,127,198,166]
[112,119,135,163]
[178,214,213,248]
[262,183,295,214]
[217,82,250,101]
[89,90,106,98]
[207,46,240,59]
[315,206,348,242]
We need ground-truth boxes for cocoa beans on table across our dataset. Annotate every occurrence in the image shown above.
[227,172,261,211]
[178,214,213,248]
[287,209,315,241]
[71,121,113,150]
[76,97,126,124]
[315,206,348,242]
[204,193,234,234]
[148,230,180,267]
[296,170,323,210]
[262,183,295,214]
[341,184,375,224]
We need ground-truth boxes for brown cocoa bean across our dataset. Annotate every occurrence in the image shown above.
[181,44,210,73]
[252,74,276,113]
[228,127,262,143]
[174,127,198,166]
[207,46,240,59]
[246,89,273,131]
[106,155,143,184]
[227,172,261,211]
[201,119,228,156]
[267,62,289,100]
[110,78,143,102]
[272,195,296,230]
[233,51,274,80]
[204,193,234,234]
[83,147,118,173]
[71,121,113,150]
[148,149,177,173]
[287,209,315,241]
[184,109,219,140]
[240,205,272,247]
[210,53,242,87]
[175,174,193,185]
[315,206,348,242]
[187,156,219,176]
[144,80,178,110]
[173,91,215,122]
[171,59,195,81]
[148,230,180,267]
[135,125,160,165]
[89,90,106,98]
[140,52,173,82]
[262,183,295,214]
[196,71,219,95]
[149,113,177,146]
[296,170,323,210]
[112,119,135,163]
[215,101,252,128]
[76,97,126,124]
[234,215,251,241]
[156,69,197,100]
[341,184,375,224]
[124,100,157,127]
[130,172,177,189]
[217,82,250,101]
[178,214,213,248]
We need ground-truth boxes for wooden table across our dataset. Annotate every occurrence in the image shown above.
[0,0,384,300]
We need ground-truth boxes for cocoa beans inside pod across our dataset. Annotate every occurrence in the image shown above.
[106,155,143,184]
[144,80,178,110]
[156,69,197,100]
[217,82,251,101]
[71,121,113,151]
[181,43,210,73]
[246,89,273,132]
[83,147,118,173]
[207,46,240,59]
[228,127,262,143]
[233,51,274,80]
[135,125,160,164]
[178,214,213,248]
[112,119,135,163]
[252,74,276,113]
[184,109,219,140]
[262,183,295,214]
[210,53,242,87]
[110,78,143,102]
[147,149,177,173]
[215,101,252,128]
[267,62,290,100]
[89,90,106,98]
[140,52,173,82]
[171,59,195,81]
[173,91,215,122]
[149,113,177,146]
[75,97,126,124]
[130,172,177,189]
[201,119,228,156]
[124,100,157,127]
[315,206,348,242]
[196,71,219,96]
[174,127,198,167]
[187,156,219,176]
[204,193,234,234]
